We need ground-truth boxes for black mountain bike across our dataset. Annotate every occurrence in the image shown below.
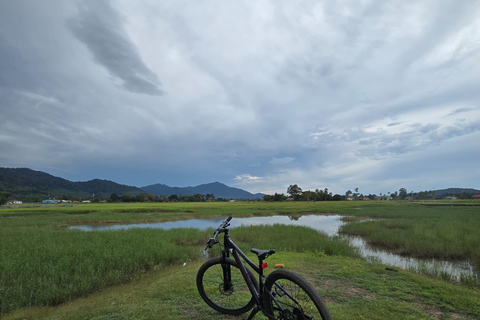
[197,217,332,320]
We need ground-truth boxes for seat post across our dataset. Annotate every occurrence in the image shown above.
[258,257,264,278]
[258,256,266,309]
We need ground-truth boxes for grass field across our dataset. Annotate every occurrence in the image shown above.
[339,202,480,265]
[3,253,480,320]
[1,200,479,318]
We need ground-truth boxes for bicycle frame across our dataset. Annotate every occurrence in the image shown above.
[220,229,279,320]
[201,217,331,320]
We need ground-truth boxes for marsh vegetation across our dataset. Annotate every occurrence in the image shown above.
[1,201,479,319]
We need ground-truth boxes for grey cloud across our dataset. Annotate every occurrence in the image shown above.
[387,122,403,127]
[395,1,478,71]
[376,122,479,156]
[415,123,440,134]
[1,0,479,193]
[67,0,163,96]
[269,157,295,166]
[0,41,29,88]
[447,107,477,116]
[377,83,480,122]
[314,120,480,160]
[433,122,479,141]
[0,37,55,91]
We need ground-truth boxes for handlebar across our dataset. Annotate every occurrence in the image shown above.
[205,216,232,250]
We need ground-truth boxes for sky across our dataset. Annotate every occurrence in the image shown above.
[1,0,479,196]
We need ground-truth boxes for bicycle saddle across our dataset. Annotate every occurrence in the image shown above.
[251,248,275,260]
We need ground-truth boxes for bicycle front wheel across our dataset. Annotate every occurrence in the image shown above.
[197,257,258,315]
[265,269,332,320]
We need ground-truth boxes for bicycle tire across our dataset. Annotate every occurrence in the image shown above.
[197,257,258,315]
[264,269,332,320]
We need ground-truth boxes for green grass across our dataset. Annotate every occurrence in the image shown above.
[339,202,480,265]
[3,252,479,320]
[0,227,204,313]
[0,207,356,314]
[0,200,389,221]
[1,200,479,318]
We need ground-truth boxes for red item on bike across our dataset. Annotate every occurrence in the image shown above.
[261,263,268,269]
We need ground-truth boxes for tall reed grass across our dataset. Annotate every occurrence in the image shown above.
[2,201,479,314]
[340,217,480,264]
[0,218,355,313]
[0,226,206,313]
[231,224,357,258]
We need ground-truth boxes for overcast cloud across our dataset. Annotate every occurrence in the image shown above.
[0,0,479,195]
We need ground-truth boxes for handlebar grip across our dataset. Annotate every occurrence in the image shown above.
[206,238,216,249]
[206,217,233,250]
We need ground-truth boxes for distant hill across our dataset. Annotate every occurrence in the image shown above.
[140,183,195,196]
[141,181,264,199]
[188,182,264,199]
[0,167,143,199]
[433,188,480,196]
[0,167,264,200]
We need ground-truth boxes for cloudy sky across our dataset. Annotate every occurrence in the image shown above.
[1,0,479,195]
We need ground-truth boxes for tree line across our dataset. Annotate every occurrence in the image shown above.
[0,192,10,206]
[262,185,478,201]
[2,187,478,206]
[108,193,257,203]
[263,185,343,202]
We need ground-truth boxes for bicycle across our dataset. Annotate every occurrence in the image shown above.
[197,216,332,320]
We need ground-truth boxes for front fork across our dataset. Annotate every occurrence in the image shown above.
[220,248,233,292]
[219,241,281,320]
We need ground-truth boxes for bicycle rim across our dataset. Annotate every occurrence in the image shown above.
[265,270,331,320]
[197,257,256,315]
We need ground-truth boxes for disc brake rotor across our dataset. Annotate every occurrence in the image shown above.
[218,283,233,296]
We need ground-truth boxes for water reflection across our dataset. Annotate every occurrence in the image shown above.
[346,236,478,282]
[70,215,342,237]
[70,214,478,283]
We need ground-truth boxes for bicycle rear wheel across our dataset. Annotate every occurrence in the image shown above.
[197,257,258,315]
[265,269,332,320]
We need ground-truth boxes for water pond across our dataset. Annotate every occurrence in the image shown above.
[70,214,478,283]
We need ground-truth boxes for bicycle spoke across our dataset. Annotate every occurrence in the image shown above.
[271,279,322,319]
[198,218,331,319]
[202,262,252,309]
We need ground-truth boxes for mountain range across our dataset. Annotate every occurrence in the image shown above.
[1,167,478,201]
[141,182,264,199]
[430,188,480,196]
[0,167,263,200]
